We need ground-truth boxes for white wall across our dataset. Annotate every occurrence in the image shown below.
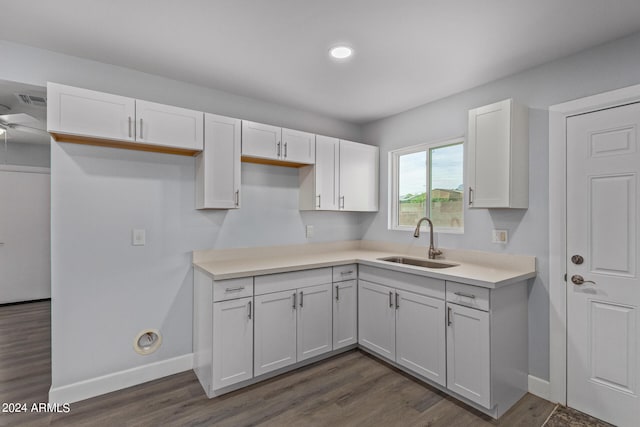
[0,41,366,396]
[361,31,640,381]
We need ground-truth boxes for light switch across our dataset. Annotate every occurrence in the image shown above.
[492,229,508,244]
[306,225,314,238]
[132,229,146,246]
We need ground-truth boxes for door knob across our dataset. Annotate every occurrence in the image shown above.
[571,255,584,265]
[571,275,596,286]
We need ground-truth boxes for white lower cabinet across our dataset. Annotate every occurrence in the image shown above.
[397,291,446,386]
[212,297,254,390]
[254,289,298,376]
[358,280,396,360]
[333,279,358,349]
[297,283,333,361]
[193,269,254,397]
[358,266,447,386]
[253,268,333,376]
[446,302,490,407]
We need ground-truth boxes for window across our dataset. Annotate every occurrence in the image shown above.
[389,138,464,233]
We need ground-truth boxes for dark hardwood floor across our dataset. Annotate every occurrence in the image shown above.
[1,300,556,427]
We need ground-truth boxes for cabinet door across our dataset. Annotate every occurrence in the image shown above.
[297,283,332,361]
[47,82,135,141]
[358,280,395,360]
[135,100,203,150]
[333,279,357,349]
[446,303,491,408]
[196,113,241,209]
[396,291,446,386]
[282,128,315,164]
[254,290,297,376]
[212,297,253,390]
[242,121,281,160]
[315,135,339,210]
[339,140,379,211]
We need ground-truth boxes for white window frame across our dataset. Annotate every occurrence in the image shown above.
[388,137,464,234]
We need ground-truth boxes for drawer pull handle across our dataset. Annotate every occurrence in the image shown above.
[340,270,354,275]
[454,291,476,299]
[225,286,245,292]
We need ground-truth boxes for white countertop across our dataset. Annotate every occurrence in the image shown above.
[193,241,536,289]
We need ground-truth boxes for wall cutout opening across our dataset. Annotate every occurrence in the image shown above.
[133,329,162,355]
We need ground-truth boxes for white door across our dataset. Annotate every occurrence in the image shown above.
[297,283,332,361]
[396,290,446,386]
[566,102,640,427]
[196,113,241,209]
[333,279,357,349]
[135,100,203,150]
[47,82,135,141]
[282,128,315,164]
[0,170,51,304]
[212,297,253,389]
[339,140,379,211]
[241,121,281,160]
[315,135,339,210]
[254,290,297,376]
[446,303,490,408]
[358,280,395,360]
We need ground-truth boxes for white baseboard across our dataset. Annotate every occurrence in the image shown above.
[49,353,193,404]
[528,374,551,401]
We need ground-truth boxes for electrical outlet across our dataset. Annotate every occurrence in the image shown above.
[306,225,314,238]
[492,229,508,244]
[132,229,146,246]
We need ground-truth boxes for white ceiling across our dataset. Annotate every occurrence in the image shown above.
[2,0,640,124]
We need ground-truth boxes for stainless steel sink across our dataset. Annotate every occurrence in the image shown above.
[378,256,459,269]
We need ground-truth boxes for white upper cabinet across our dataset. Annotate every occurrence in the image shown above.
[47,82,135,142]
[135,100,203,151]
[47,82,203,155]
[339,140,379,211]
[299,137,379,212]
[282,128,315,164]
[241,121,281,161]
[467,98,528,208]
[196,113,241,209]
[299,135,339,210]
[241,121,315,165]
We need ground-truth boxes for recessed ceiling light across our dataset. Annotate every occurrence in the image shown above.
[329,45,353,60]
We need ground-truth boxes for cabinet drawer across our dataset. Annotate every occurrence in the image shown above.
[446,282,489,311]
[213,277,253,302]
[333,264,357,282]
[254,267,332,295]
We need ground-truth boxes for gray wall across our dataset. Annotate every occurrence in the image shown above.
[361,31,640,380]
[0,41,366,390]
[0,141,50,168]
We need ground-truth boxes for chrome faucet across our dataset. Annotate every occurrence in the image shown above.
[413,217,442,259]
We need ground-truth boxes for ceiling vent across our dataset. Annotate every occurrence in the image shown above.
[15,93,47,107]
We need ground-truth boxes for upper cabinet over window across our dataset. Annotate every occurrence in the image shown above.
[389,138,464,233]
[467,99,528,209]
[47,82,203,156]
[241,121,315,166]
